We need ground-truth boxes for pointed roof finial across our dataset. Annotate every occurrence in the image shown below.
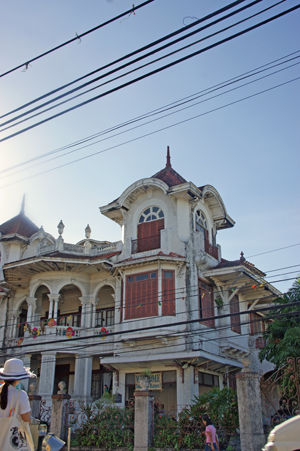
[20,194,25,215]
[240,251,245,262]
[166,145,171,168]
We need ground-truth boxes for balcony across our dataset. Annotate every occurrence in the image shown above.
[204,240,219,260]
[131,234,161,253]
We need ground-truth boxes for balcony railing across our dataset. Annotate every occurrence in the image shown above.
[204,240,219,259]
[95,308,115,327]
[57,312,81,328]
[131,234,161,253]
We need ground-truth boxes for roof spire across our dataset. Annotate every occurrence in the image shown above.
[20,194,25,215]
[166,145,171,168]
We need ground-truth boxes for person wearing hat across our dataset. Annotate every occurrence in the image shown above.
[0,358,34,421]
[0,358,35,450]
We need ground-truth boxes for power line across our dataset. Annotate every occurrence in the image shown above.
[1,298,299,353]
[1,73,299,190]
[0,0,273,130]
[2,54,299,181]
[2,49,299,177]
[2,309,298,361]
[0,0,155,79]
[1,303,299,360]
[247,243,300,258]
[1,3,299,143]
[0,0,248,119]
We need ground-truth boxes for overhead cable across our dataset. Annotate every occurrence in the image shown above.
[1,3,299,142]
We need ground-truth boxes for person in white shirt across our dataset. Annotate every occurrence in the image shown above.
[0,358,35,422]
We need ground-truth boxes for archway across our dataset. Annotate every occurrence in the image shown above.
[58,284,82,327]
[95,285,115,327]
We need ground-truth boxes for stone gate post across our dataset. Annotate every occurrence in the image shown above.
[134,387,154,451]
[50,394,71,441]
[236,368,265,451]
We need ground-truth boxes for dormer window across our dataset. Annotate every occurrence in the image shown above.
[195,209,207,232]
[195,209,218,259]
[132,207,164,253]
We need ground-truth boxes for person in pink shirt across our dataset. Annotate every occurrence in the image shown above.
[202,414,219,451]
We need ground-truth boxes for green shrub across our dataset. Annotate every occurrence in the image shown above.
[74,400,134,450]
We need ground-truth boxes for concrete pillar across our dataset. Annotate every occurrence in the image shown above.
[29,394,41,419]
[236,368,265,451]
[47,294,53,319]
[22,354,32,392]
[73,355,92,400]
[38,352,56,400]
[50,394,71,441]
[134,388,154,451]
[176,366,198,412]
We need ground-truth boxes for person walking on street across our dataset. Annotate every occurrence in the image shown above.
[202,413,219,451]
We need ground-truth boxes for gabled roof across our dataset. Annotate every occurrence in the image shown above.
[151,146,187,187]
[0,213,39,238]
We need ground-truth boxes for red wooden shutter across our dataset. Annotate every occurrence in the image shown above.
[137,219,164,252]
[125,271,158,319]
[162,270,175,316]
[230,295,241,333]
[198,280,215,328]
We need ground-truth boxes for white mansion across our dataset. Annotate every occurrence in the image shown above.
[0,148,278,415]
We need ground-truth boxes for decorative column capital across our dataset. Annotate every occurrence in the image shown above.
[48,294,60,302]
[26,296,36,306]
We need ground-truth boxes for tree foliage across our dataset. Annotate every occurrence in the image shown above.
[259,279,300,368]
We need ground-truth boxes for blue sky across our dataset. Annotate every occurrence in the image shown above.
[1,0,299,293]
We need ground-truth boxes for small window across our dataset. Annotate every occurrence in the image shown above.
[163,271,173,279]
[136,274,148,281]
[150,272,157,279]
[139,216,145,223]
[128,276,134,282]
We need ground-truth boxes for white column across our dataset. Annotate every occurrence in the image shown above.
[73,355,92,400]
[53,296,59,321]
[176,366,198,414]
[38,352,56,400]
[79,296,93,328]
[158,267,162,316]
[47,294,53,319]
[21,354,32,391]
[27,304,33,324]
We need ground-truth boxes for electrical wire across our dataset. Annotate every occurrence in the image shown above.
[1,73,299,190]
[1,3,299,143]
[2,49,299,178]
[0,0,273,130]
[0,0,248,119]
[1,307,299,361]
[2,54,299,182]
[0,0,155,78]
[1,297,299,354]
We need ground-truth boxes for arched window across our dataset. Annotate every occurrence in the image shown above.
[139,206,164,223]
[134,206,165,253]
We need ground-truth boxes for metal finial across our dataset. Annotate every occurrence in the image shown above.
[20,194,25,215]
[240,251,245,262]
[166,145,171,168]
